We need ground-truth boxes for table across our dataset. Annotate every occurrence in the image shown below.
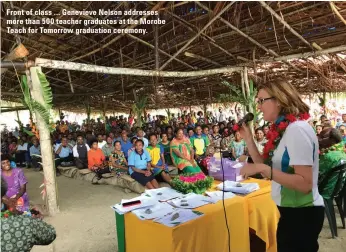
[244,179,280,252]
[115,179,279,252]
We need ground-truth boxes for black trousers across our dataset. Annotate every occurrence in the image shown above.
[75,158,88,169]
[55,154,74,168]
[277,206,324,252]
[31,156,42,169]
[94,167,111,179]
[15,151,26,165]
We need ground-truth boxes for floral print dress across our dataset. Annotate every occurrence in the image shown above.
[109,151,128,176]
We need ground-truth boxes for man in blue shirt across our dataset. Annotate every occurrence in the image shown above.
[54,137,74,172]
[29,139,41,169]
[136,129,149,148]
[119,130,132,159]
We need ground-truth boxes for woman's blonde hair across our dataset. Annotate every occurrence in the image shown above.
[259,79,309,116]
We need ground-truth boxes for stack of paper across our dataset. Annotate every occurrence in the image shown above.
[132,202,176,220]
[205,191,236,202]
[217,181,259,194]
[111,196,157,215]
[144,187,183,202]
[154,208,204,227]
[168,193,214,209]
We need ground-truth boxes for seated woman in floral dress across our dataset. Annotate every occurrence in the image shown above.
[170,129,201,174]
[1,154,29,212]
[109,141,128,177]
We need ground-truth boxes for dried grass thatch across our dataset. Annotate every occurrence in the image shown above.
[1,1,346,112]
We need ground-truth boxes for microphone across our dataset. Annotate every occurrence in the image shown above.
[237,113,254,126]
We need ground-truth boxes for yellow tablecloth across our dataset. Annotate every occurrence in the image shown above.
[243,179,280,252]
[125,196,249,252]
[120,179,279,252]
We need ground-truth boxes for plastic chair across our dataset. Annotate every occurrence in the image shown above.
[335,180,346,227]
[318,163,346,238]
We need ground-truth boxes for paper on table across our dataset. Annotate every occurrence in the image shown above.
[132,202,176,220]
[217,181,259,194]
[205,191,236,202]
[168,193,214,209]
[154,208,204,227]
[144,187,183,202]
[111,196,157,215]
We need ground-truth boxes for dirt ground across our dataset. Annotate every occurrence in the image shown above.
[23,169,345,252]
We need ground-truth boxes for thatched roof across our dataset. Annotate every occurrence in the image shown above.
[1,1,346,112]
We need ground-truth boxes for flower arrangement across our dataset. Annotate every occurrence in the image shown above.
[262,113,310,165]
[1,210,13,218]
[171,172,214,194]
[320,142,345,156]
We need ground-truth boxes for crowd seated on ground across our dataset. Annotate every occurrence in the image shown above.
[1,110,346,190]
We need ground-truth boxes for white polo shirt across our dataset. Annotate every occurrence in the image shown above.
[271,120,324,207]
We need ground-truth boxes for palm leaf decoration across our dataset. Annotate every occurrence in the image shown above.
[37,70,53,109]
[19,72,55,132]
[20,75,33,112]
[165,108,171,120]
[132,96,147,128]
[219,80,263,124]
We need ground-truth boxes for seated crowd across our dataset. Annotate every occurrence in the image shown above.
[1,111,346,189]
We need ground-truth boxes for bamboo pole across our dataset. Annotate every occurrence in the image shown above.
[259,1,313,50]
[260,45,346,62]
[126,34,195,70]
[154,20,159,102]
[196,2,302,72]
[71,2,165,62]
[35,58,243,77]
[67,70,74,93]
[28,66,59,216]
[159,1,235,70]
[330,2,346,26]
[240,70,246,115]
[243,67,254,134]
[184,52,222,67]
[166,10,236,60]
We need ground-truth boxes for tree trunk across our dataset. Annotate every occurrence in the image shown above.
[28,66,59,216]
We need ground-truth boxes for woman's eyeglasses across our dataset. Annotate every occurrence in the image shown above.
[256,97,274,105]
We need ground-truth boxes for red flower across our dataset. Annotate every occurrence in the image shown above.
[286,114,297,123]
[262,152,269,159]
[266,131,272,140]
[264,140,275,153]
[270,124,276,131]
[4,213,9,218]
[269,130,279,141]
[277,121,289,131]
[299,112,310,121]
[232,124,240,132]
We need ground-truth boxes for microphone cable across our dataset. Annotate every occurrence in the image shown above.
[220,135,231,252]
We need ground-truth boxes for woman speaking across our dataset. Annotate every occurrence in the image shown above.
[239,80,324,252]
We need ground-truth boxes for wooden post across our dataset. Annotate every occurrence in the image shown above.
[240,70,247,115]
[28,66,59,216]
[243,67,254,135]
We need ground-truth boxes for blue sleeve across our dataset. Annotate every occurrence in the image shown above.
[160,145,164,154]
[128,152,135,166]
[144,149,151,162]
